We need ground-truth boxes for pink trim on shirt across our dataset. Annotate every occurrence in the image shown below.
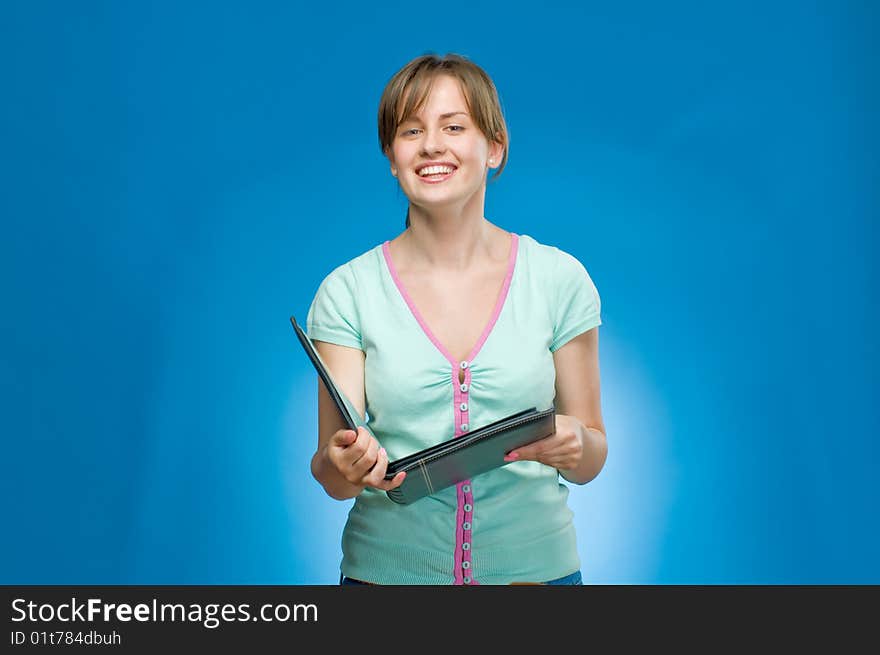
[453,372,466,584]
[381,241,455,365]
[381,234,519,369]
[381,233,520,585]
[465,234,519,363]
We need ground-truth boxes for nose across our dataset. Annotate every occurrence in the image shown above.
[419,127,446,157]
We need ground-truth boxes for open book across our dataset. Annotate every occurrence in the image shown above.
[291,316,556,505]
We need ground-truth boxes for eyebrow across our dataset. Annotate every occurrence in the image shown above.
[400,111,469,124]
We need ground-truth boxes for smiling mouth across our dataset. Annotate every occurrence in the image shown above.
[417,166,456,183]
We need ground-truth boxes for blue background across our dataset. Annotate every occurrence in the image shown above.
[2,1,877,584]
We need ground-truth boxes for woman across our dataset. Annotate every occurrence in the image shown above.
[306,52,607,585]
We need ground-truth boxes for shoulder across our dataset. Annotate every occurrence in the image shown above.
[307,244,385,347]
[516,233,594,281]
[519,236,602,349]
[314,243,385,291]
[308,243,385,315]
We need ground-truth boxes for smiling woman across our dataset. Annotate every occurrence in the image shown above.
[304,52,607,586]
[384,75,502,225]
[376,54,509,228]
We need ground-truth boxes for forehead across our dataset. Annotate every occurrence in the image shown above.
[398,75,470,122]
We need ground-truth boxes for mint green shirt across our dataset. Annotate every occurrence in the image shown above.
[307,233,602,585]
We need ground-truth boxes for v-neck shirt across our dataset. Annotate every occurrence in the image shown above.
[307,232,602,585]
[382,234,518,381]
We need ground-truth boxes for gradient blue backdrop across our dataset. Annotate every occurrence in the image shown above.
[2,1,877,584]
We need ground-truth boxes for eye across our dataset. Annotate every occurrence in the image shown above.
[446,125,464,132]
[401,128,421,136]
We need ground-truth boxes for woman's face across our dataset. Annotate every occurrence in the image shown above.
[387,75,503,213]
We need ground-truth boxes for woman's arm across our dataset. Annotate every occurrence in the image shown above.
[311,341,368,499]
[504,327,607,484]
[310,340,406,500]
[553,327,607,484]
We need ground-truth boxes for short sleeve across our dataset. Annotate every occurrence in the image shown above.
[306,263,363,350]
[549,249,602,353]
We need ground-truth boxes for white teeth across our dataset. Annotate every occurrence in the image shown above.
[418,165,455,176]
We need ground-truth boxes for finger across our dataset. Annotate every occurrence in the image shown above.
[362,447,391,488]
[340,427,371,468]
[351,434,380,476]
[325,431,359,475]
[376,470,407,491]
[330,428,357,447]
[506,433,563,462]
[505,444,540,462]
[388,471,407,489]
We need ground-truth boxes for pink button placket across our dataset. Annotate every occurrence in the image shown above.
[382,234,520,586]
[453,363,476,584]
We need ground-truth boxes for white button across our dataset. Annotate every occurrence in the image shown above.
[463,522,471,530]
[460,402,468,412]
[460,360,469,369]
[463,576,472,584]
[462,561,470,569]
[462,485,471,493]
[460,383,468,393]
[462,542,470,551]
[461,423,469,432]
[463,503,472,512]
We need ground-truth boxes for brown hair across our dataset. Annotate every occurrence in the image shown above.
[378,52,510,184]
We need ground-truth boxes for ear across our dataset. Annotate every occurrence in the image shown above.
[488,139,504,169]
[384,146,398,178]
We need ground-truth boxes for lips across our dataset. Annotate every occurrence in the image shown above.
[415,161,457,174]
[418,168,456,184]
[414,162,457,186]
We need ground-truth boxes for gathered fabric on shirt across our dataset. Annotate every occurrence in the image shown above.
[306,233,601,585]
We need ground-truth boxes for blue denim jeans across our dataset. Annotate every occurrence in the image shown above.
[544,570,583,585]
[340,570,583,585]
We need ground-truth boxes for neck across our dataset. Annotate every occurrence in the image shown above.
[403,198,496,271]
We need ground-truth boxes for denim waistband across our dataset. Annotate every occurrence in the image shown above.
[340,570,583,585]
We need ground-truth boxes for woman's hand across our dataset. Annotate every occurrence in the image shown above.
[503,414,585,472]
[324,426,407,492]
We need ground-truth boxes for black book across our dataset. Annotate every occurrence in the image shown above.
[291,316,556,505]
